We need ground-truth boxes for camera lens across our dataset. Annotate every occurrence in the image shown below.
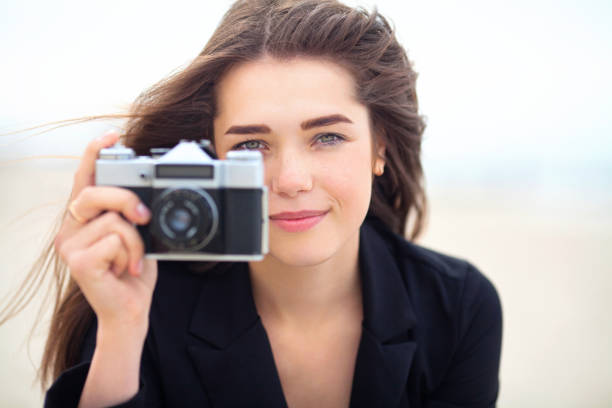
[168,208,192,232]
[150,188,218,251]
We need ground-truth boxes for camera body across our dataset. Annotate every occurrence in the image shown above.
[95,140,268,261]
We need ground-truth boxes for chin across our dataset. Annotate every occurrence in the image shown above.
[264,221,360,268]
[266,243,334,268]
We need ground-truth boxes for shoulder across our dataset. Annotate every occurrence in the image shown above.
[366,218,501,319]
[363,218,503,400]
[363,218,502,356]
[402,238,502,341]
[405,239,500,314]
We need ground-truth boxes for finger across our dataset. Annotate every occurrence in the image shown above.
[71,130,120,201]
[68,233,123,284]
[71,185,151,226]
[139,258,158,291]
[59,211,145,276]
[111,246,129,277]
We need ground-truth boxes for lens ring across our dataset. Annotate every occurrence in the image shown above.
[150,188,219,251]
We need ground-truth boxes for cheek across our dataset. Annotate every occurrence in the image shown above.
[319,144,374,211]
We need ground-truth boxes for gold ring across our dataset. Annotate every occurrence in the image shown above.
[68,201,87,224]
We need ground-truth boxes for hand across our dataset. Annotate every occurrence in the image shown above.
[54,131,157,331]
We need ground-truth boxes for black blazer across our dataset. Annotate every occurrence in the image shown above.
[45,218,502,407]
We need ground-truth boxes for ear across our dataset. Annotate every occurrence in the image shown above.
[373,140,386,176]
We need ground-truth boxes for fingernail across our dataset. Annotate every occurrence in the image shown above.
[136,203,151,220]
[96,130,118,143]
[136,259,143,276]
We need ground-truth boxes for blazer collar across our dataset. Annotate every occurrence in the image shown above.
[358,220,417,342]
[186,219,417,407]
[350,220,418,407]
[188,262,258,349]
[187,262,288,405]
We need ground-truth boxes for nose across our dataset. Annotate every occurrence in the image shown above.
[269,150,313,198]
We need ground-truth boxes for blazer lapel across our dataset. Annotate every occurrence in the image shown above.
[186,262,287,407]
[183,220,417,407]
[350,221,418,407]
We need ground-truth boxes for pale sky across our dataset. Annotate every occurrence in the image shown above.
[1,0,611,191]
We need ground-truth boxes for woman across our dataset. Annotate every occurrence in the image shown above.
[40,0,502,406]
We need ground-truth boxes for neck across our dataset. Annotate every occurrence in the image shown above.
[248,231,362,328]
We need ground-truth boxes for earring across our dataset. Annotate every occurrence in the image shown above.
[374,162,385,176]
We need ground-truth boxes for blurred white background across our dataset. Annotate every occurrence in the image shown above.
[1,0,611,406]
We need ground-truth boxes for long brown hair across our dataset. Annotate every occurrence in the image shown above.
[2,0,426,388]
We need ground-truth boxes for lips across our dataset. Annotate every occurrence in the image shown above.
[269,210,329,232]
[270,210,328,220]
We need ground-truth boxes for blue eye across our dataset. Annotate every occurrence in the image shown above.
[316,133,345,145]
[232,139,266,151]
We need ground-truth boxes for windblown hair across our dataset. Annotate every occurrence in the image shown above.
[5,0,427,387]
[125,0,426,236]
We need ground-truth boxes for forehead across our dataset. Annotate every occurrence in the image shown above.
[214,56,364,121]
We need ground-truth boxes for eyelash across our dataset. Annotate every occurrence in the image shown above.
[230,133,346,151]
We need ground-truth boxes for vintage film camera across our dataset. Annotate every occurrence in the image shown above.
[95,140,268,261]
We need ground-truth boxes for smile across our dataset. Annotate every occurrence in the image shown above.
[269,210,329,233]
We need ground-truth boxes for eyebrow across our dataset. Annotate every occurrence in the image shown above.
[224,114,353,135]
[224,124,271,135]
[300,114,353,130]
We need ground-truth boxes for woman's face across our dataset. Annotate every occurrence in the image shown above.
[213,56,384,267]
